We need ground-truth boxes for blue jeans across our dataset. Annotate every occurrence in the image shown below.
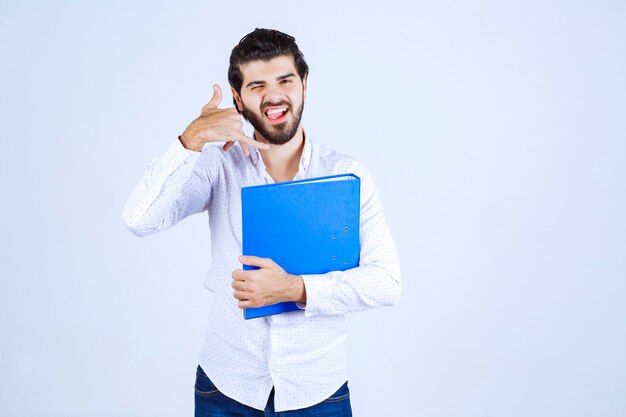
[194,365,352,416]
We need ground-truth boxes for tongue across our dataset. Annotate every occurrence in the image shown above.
[267,110,286,121]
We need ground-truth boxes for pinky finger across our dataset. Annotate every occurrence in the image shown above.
[240,140,250,157]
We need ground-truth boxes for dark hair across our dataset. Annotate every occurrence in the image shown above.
[228,28,309,109]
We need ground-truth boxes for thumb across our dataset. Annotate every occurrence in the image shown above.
[239,255,277,269]
[201,84,222,113]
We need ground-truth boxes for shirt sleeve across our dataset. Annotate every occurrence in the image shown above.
[297,161,402,317]
[121,138,213,237]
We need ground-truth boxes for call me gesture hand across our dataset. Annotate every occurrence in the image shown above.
[179,84,271,156]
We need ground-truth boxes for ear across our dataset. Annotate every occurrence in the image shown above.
[302,74,307,101]
[231,87,244,112]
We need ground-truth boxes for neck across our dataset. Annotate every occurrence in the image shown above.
[255,127,305,182]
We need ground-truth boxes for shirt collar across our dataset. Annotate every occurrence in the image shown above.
[250,129,311,171]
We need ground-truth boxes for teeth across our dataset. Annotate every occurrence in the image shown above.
[266,107,287,115]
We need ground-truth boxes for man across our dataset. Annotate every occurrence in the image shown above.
[122,28,401,416]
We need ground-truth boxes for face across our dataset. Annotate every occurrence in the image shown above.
[232,55,307,145]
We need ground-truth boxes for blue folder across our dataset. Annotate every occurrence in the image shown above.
[241,173,361,319]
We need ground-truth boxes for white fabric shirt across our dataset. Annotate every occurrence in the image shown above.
[121,132,401,412]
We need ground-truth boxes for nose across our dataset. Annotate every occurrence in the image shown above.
[263,84,287,105]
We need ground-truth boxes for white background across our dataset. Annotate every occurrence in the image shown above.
[1,1,625,416]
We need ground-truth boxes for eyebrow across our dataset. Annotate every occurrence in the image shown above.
[245,73,296,89]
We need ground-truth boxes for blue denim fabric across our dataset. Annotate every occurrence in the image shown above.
[195,365,352,417]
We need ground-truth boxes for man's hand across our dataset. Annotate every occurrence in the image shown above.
[179,84,270,156]
[231,255,306,309]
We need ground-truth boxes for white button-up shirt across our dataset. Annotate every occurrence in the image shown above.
[121,132,401,412]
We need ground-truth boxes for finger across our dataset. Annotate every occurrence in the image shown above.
[223,141,235,152]
[231,269,248,281]
[233,134,250,157]
[240,140,250,157]
[234,132,271,151]
[201,84,222,113]
[231,280,246,291]
[233,290,248,301]
[238,300,254,309]
[239,255,276,269]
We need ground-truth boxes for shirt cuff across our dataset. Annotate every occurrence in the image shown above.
[161,137,201,172]
[299,273,336,317]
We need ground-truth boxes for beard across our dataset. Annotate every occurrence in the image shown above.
[241,97,305,145]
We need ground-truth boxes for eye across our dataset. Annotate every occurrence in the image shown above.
[281,79,292,84]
